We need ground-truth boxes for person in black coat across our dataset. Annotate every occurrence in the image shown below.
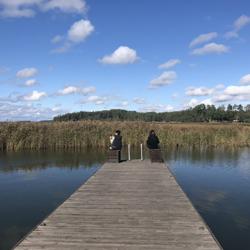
[147,130,160,149]
[111,130,122,150]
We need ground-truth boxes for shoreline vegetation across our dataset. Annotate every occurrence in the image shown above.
[0,120,250,151]
[54,105,250,123]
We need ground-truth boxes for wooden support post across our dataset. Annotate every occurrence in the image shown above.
[140,143,143,161]
[128,144,131,161]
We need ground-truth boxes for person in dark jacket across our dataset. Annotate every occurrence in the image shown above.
[147,130,160,149]
[111,130,122,150]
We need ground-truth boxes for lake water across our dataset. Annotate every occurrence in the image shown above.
[0,148,250,250]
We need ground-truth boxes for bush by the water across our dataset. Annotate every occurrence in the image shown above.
[0,121,250,151]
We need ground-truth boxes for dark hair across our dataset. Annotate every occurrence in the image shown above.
[149,130,155,135]
[115,130,121,135]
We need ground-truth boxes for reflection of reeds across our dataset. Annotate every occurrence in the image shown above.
[0,150,106,172]
[0,121,250,151]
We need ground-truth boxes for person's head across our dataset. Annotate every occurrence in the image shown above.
[149,130,155,136]
[115,130,121,135]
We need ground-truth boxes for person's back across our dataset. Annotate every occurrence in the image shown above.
[111,130,122,150]
[147,130,159,149]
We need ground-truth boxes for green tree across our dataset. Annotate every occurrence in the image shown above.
[227,104,233,111]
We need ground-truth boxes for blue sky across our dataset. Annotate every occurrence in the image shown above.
[0,0,250,121]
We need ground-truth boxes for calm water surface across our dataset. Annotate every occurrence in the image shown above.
[165,147,250,250]
[0,148,250,250]
[0,150,105,250]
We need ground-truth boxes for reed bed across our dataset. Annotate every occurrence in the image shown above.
[0,121,250,151]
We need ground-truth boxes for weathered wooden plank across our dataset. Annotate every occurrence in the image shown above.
[14,160,221,250]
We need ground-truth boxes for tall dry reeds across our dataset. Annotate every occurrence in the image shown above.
[0,121,250,151]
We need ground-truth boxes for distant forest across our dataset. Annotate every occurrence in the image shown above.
[54,104,250,123]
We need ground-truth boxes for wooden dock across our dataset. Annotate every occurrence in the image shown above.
[15,160,221,250]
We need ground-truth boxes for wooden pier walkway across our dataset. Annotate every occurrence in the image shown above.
[15,160,221,250]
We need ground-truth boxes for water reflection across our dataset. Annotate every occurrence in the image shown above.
[164,146,242,164]
[165,147,250,250]
[0,149,106,172]
[0,150,105,250]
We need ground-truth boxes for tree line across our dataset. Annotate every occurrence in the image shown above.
[54,104,250,123]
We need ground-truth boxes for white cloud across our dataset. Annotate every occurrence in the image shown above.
[185,98,212,108]
[183,82,250,106]
[224,85,250,96]
[140,104,174,113]
[213,94,233,103]
[215,84,225,90]
[16,67,38,78]
[0,7,35,18]
[81,95,108,105]
[225,15,250,39]
[51,35,63,44]
[42,0,86,13]
[172,93,178,99]
[133,97,146,105]
[201,98,213,106]
[0,0,40,17]
[158,59,181,69]
[51,42,71,54]
[0,0,86,18]
[191,43,229,56]
[210,83,250,103]
[233,15,250,31]
[186,87,214,96]
[58,85,96,95]
[99,46,139,65]
[118,101,129,107]
[23,90,47,101]
[149,71,176,88]
[78,86,96,95]
[58,86,78,95]
[189,32,218,48]
[51,105,61,112]
[164,105,174,112]
[240,74,250,85]
[224,31,239,39]
[25,79,37,86]
[0,93,21,103]
[52,19,94,53]
[0,102,65,121]
[68,19,94,43]
[185,98,199,108]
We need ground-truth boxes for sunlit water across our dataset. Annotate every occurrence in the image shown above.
[0,148,250,250]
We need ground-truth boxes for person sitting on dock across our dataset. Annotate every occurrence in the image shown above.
[111,130,122,150]
[146,130,160,149]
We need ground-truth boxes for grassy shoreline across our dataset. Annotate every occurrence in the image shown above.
[0,121,250,151]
